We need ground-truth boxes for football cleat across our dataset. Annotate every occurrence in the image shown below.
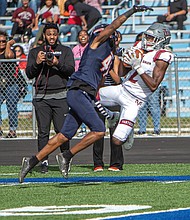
[56,153,72,178]
[19,157,32,183]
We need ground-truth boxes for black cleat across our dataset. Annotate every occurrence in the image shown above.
[56,153,72,178]
[19,157,32,183]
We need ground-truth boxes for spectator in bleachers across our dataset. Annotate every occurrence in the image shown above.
[11,0,35,40]
[59,0,82,42]
[0,31,19,138]
[32,0,60,37]
[85,0,105,14]
[72,29,89,71]
[157,0,188,37]
[69,0,102,31]
[0,0,7,26]
[17,0,41,14]
[32,0,60,48]
[13,45,27,71]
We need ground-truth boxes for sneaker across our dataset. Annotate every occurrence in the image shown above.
[56,153,72,178]
[122,128,134,150]
[94,166,103,172]
[108,166,120,172]
[19,157,32,183]
[41,161,48,174]
[136,131,147,136]
[107,112,120,128]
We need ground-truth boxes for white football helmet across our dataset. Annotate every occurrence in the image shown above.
[141,23,171,51]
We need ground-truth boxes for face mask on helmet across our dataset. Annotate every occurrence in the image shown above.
[141,23,171,51]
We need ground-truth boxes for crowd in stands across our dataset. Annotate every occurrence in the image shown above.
[0,0,188,48]
[0,0,144,47]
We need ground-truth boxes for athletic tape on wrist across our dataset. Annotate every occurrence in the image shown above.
[136,67,144,75]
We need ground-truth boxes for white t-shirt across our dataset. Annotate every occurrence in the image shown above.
[37,5,60,23]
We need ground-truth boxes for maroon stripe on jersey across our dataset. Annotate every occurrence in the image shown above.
[119,119,134,127]
[153,49,169,62]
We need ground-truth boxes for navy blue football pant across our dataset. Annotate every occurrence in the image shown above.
[61,89,106,139]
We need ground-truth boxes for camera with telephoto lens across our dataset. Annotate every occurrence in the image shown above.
[45,45,54,62]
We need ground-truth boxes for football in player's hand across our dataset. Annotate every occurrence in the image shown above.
[122,48,144,68]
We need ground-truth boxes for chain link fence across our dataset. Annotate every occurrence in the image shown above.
[0,59,34,138]
[0,57,190,138]
[135,56,190,136]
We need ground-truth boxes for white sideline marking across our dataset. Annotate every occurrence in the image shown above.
[0,173,18,176]
[162,181,186,184]
[0,205,151,216]
[70,172,90,175]
[135,171,158,174]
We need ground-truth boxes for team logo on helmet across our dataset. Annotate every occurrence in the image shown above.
[141,23,171,51]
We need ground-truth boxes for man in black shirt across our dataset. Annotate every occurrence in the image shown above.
[26,23,75,173]
[157,0,188,32]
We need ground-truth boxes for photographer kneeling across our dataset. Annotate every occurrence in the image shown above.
[26,23,75,173]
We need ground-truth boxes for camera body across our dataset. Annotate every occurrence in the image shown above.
[45,45,54,62]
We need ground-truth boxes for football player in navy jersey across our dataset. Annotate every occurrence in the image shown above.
[19,5,153,182]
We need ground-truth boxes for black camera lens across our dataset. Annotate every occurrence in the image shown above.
[45,45,54,62]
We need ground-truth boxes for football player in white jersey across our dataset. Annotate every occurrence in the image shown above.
[98,22,174,150]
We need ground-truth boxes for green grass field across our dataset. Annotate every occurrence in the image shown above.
[0,163,190,219]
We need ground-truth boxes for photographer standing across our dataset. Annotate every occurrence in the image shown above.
[26,23,75,173]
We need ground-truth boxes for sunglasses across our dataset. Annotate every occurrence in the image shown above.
[15,50,21,52]
[0,40,6,43]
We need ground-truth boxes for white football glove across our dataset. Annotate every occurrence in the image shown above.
[122,47,144,75]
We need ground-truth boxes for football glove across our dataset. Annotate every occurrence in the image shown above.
[122,47,141,69]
